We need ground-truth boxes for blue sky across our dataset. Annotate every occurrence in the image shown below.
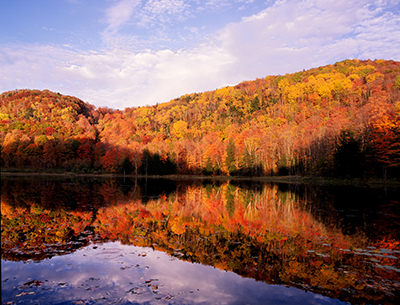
[1,0,399,109]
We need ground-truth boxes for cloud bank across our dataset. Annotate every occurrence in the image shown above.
[0,0,399,109]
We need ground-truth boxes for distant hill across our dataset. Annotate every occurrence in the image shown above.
[1,59,399,178]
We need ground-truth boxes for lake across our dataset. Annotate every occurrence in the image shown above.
[1,175,399,304]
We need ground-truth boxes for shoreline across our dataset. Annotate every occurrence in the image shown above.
[1,170,399,187]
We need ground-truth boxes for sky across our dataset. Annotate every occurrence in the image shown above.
[1,0,399,110]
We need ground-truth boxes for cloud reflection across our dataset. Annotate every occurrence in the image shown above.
[2,241,346,304]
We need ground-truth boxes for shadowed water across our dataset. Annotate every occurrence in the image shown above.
[1,176,399,304]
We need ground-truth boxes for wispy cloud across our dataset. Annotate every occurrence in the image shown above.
[103,0,141,34]
[101,0,257,49]
[101,0,191,50]
[142,0,189,22]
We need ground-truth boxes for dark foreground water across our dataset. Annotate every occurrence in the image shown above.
[1,176,399,304]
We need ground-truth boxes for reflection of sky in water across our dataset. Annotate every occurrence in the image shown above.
[2,241,346,304]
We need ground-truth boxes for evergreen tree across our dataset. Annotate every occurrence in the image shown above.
[203,157,213,176]
[225,138,237,176]
[334,129,364,178]
[121,157,133,176]
[139,149,176,175]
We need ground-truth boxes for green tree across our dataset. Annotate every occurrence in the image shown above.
[203,157,213,176]
[225,138,237,176]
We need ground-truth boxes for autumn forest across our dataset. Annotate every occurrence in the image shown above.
[1,59,400,179]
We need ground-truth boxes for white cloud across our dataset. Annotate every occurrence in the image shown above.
[0,41,236,109]
[79,44,237,108]
[218,0,368,76]
[216,0,400,77]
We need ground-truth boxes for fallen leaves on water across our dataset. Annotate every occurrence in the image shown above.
[23,279,42,287]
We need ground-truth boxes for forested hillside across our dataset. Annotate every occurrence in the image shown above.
[1,59,400,179]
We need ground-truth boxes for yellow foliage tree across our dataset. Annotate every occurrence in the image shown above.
[172,120,188,139]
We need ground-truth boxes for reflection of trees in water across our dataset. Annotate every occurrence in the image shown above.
[287,183,400,241]
[1,177,399,304]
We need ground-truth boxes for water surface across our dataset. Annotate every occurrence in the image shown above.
[1,176,399,304]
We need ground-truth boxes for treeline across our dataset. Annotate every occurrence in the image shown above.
[1,59,400,179]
